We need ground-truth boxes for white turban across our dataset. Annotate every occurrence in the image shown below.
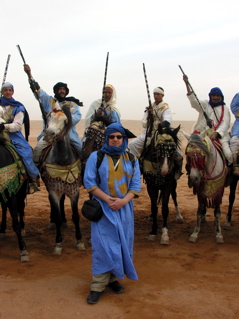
[153,87,164,95]
[1,82,14,90]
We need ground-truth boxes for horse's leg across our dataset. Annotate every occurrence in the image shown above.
[171,179,183,224]
[214,206,224,244]
[0,204,7,237]
[71,192,85,251]
[189,202,206,243]
[160,189,171,245]
[147,185,159,241]
[8,197,29,262]
[49,192,63,255]
[224,177,238,229]
[60,194,67,228]
[18,197,26,237]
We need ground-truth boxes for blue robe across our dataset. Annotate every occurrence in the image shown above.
[83,151,141,280]
[36,89,82,151]
[0,102,39,178]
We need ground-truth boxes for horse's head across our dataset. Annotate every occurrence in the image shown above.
[147,126,180,176]
[185,132,211,186]
[44,104,72,144]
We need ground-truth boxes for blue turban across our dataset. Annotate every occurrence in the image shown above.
[101,122,128,155]
[208,87,225,107]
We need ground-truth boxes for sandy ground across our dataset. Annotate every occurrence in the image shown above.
[1,120,239,319]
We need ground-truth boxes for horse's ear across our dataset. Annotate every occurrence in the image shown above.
[182,131,191,140]
[173,125,181,135]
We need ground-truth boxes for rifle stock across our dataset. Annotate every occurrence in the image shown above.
[16,45,47,126]
[179,65,212,129]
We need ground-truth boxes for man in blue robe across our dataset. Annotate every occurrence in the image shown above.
[84,122,141,304]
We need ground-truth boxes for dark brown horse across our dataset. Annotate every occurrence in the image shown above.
[82,113,112,163]
[0,137,29,261]
[141,124,182,245]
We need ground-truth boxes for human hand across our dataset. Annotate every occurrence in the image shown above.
[210,132,219,141]
[109,197,126,211]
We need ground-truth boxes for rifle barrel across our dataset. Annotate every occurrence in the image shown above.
[101,52,109,107]
[179,65,212,128]
[1,54,11,87]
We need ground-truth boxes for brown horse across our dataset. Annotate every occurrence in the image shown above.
[0,137,29,261]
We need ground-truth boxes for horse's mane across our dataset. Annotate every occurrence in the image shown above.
[61,105,72,134]
[189,132,211,159]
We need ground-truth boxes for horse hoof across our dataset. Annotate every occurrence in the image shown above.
[223,221,231,230]
[148,216,153,222]
[160,237,169,245]
[176,217,184,224]
[147,234,157,241]
[76,240,86,251]
[160,233,169,245]
[62,222,68,229]
[189,236,197,243]
[216,236,224,244]
[53,243,62,255]
[0,232,6,238]
[21,229,26,237]
[20,250,30,262]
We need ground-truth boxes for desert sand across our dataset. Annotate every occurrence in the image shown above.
[1,120,239,319]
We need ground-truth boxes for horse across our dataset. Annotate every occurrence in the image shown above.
[0,136,29,262]
[141,124,182,245]
[82,112,112,164]
[40,104,85,254]
[185,130,228,243]
[224,174,239,229]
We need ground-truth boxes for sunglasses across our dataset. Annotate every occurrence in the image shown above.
[108,135,124,140]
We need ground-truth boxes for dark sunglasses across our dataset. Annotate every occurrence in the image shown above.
[108,135,124,140]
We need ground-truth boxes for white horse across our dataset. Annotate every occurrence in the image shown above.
[40,103,85,254]
[184,130,227,244]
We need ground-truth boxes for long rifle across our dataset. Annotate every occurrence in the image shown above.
[179,65,212,128]
[143,63,154,137]
[1,54,11,88]
[16,44,47,126]
[100,52,109,109]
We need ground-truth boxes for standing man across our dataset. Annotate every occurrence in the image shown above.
[83,122,141,304]
[182,74,232,165]
[229,92,239,175]
[23,64,83,166]
[84,84,121,130]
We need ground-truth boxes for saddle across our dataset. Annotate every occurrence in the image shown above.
[39,144,81,185]
[0,140,27,203]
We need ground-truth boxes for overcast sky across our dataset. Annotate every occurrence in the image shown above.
[1,0,239,123]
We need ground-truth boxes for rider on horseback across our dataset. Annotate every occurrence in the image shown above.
[0,82,39,193]
[23,64,83,167]
[84,84,121,131]
[182,74,232,166]
[128,87,183,179]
